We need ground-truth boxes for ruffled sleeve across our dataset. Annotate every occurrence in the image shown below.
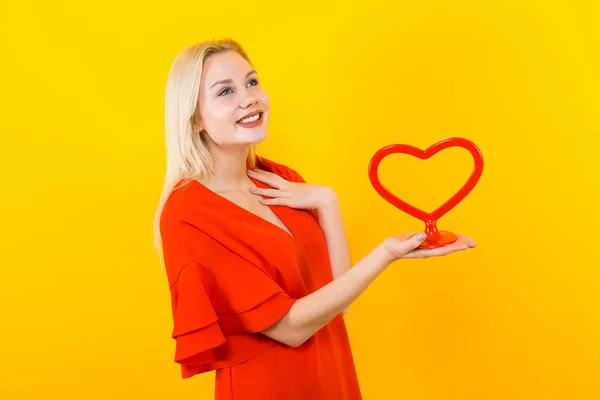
[169,262,226,366]
[168,260,296,377]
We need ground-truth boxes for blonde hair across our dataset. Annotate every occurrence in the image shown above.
[152,38,257,265]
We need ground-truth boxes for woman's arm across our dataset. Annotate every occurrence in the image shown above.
[317,192,352,280]
[261,228,475,348]
[260,238,402,347]
[317,191,353,314]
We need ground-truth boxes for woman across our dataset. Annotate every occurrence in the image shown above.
[153,39,476,400]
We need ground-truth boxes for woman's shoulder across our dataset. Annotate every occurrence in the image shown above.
[160,178,198,222]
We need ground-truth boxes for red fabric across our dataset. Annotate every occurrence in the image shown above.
[160,155,362,399]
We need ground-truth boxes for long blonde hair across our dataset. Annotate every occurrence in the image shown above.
[152,38,257,265]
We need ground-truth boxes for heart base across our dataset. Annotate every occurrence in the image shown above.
[420,230,458,249]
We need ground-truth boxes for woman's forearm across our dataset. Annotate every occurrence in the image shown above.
[261,241,394,347]
[317,193,353,280]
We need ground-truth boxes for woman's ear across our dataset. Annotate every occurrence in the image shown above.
[191,114,204,134]
[193,122,204,134]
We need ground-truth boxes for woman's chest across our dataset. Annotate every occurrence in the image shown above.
[216,190,295,240]
[206,203,334,296]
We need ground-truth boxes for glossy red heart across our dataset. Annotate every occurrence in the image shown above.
[368,137,483,248]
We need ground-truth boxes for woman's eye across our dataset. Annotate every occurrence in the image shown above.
[218,79,258,96]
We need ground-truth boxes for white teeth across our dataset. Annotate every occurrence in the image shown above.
[239,113,261,124]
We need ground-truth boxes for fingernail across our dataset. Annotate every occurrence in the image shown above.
[416,233,426,240]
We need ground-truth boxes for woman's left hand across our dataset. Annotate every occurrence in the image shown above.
[247,168,336,211]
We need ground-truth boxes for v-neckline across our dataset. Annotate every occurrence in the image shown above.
[188,177,297,241]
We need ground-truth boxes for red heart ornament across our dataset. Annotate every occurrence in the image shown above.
[368,137,484,249]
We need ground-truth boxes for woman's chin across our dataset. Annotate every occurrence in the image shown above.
[250,133,268,144]
[229,125,268,145]
[245,129,268,144]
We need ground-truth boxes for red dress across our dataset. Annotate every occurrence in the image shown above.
[160,155,362,399]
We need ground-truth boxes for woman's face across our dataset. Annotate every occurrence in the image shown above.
[195,51,270,148]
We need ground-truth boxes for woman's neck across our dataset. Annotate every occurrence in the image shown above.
[202,145,254,192]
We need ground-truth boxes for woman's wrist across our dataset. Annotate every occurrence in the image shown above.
[376,240,398,266]
[316,187,339,212]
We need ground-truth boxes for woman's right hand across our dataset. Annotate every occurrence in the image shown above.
[383,232,477,261]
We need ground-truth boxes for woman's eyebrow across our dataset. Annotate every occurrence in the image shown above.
[210,70,257,89]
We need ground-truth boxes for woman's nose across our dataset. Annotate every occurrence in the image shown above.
[239,90,258,108]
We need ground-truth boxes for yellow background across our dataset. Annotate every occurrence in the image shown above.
[2,0,599,399]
